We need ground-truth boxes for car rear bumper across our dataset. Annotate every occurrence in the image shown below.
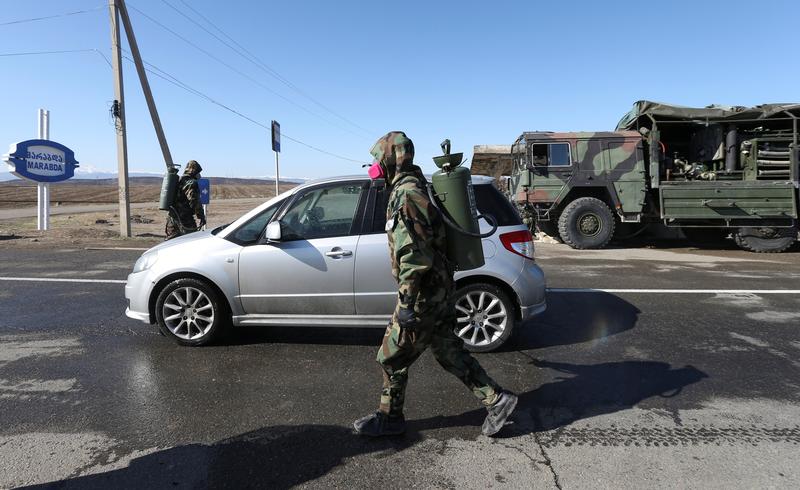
[512,261,547,321]
[520,299,547,321]
[125,271,153,324]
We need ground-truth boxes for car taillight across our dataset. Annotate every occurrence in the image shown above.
[499,230,535,260]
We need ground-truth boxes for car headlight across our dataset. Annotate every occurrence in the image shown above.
[133,251,159,273]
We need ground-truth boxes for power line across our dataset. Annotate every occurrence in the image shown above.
[126,2,369,141]
[166,0,374,137]
[0,6,105,27]
[0,46,364,164]
[0,48,112,68]
[119,53,365,164]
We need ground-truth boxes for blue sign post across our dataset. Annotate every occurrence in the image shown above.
[198,178,210,205]
[198,177,210,229]
[2,109,79,230]
[4,139,79,183]
[271,120,280,196]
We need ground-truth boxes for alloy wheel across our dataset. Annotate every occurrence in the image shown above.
[455,290,508,347]
[161,286,215,340]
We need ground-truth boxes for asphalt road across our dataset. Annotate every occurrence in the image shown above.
[1,242,799,489]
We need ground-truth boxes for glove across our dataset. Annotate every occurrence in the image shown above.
[198,218,207,228]
[397,307,419,332]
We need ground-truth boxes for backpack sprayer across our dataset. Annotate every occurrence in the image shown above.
[158,165,179,211]
[429,139,498,270]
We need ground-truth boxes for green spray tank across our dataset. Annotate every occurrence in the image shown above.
[158,165,179,211]
[429,139,498,271]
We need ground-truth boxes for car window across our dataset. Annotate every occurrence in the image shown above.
[370,187,389,234]
[281,183,363,240]
[474,184,522,227]
[370,183,520,232]
[230,202,281,245]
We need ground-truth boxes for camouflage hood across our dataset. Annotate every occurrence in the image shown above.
[183,160,202,177]
[369,131,424,186]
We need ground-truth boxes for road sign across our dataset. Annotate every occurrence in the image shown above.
[198,178,210,205]
[3,139,79,183]
[271,120,280,153]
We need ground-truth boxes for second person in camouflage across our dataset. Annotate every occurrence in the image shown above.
[165,160,206,240]
[353,131,518,438]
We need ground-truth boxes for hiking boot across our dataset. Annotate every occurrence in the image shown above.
[482,392,518,437]
[353,412,407,437]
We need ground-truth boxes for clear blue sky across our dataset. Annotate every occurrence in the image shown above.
[2,0,798,179]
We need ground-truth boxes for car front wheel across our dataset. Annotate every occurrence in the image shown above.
[155,278,228,346]
[454,283,516,353]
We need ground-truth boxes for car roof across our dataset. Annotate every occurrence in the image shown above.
[218,174,497,240]
[299,173,495,190]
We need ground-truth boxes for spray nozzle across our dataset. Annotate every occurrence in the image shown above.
[432,138,463,172]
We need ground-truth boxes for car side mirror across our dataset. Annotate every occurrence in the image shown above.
[265,221,282,241]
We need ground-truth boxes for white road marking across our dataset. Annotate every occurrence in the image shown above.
[0,277,798,294]
[84,247,149,251]
[0,277,126,284]
[548,288,800,294]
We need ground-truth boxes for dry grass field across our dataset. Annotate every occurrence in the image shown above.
[0,178,298,248]
[0,177,296,209]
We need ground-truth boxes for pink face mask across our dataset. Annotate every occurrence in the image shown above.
[367,161,385,180]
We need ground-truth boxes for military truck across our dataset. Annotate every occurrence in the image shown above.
[509,101,800,252]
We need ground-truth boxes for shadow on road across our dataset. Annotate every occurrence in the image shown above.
[22,425,420,490]
[24,359,706,489]
[226,325,384,347]
[225,292,640,351]
[412,359,708,436]
[510,291,640,350]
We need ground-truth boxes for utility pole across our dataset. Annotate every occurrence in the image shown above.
[108,0,176,237]
[108,0,131,237]
[115,0,175,170]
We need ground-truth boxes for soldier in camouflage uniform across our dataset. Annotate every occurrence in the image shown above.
[353,132,518,437]
[165,160,206,240]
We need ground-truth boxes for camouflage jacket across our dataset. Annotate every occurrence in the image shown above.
[387,170,453,314]
[175,176,205,221]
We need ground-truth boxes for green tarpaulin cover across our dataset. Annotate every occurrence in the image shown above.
[616,100,800,130]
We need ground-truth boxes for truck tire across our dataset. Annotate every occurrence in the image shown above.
[733,226,797,253]
[557,197,615,249]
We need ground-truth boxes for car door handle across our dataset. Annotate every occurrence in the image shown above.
[325,249,353,258]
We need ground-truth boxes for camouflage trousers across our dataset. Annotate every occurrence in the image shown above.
[165,210,197,240]
[376,308,501,418]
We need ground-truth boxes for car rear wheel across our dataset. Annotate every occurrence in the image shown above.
[454,283,516,353]
[155,278,228,346]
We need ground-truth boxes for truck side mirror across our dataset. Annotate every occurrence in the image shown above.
[265,221,282,241]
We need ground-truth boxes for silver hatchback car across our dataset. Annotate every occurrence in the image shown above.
[125,175,546,352]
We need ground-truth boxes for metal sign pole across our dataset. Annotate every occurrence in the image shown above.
[275,151,279,196]
[37,109,50,231]
[271,120,281,196]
